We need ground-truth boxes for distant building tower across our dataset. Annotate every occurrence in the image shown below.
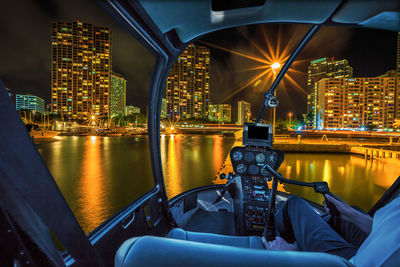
[16,94,45,114]
[51,21,112,120]
[307,57,353,127]
[165,44,210,119]
[397,32,400,74]
[126,105,140,116]
[238,101,251,125]
[161,98,167,119]
[396,33,400,120]
[208,104,231,123]
[110,72,127,117]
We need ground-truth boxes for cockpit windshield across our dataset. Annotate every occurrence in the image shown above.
[162,23,400,211]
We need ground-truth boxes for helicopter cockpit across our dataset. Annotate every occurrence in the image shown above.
[1,0,400,266]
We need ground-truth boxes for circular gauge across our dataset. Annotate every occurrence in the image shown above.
[236,163,247,174]
[244,152,255,162]
[249,165,259,175]
[255,153,266,163]
[232,151,243,161]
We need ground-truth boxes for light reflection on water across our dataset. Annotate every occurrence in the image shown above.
[36,135,399,234]
[79,136,108,232]
[279,154,400,211]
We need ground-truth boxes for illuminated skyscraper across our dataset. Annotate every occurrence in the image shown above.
[110,72,126,117]
[238,101,251,125]
[51,21,111,120]
[165,44,210,119]
[307,57,353,126]
[16,94,45,114]
[208,104,231,123]
[161,98,167,119]
[317,77,397,129]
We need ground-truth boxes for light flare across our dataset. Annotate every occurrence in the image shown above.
[204,25,310,102]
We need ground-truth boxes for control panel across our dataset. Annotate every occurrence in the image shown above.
[230,146,283,232]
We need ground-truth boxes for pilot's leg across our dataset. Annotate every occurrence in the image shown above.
[329,215,368,247]
[275,196,358,259]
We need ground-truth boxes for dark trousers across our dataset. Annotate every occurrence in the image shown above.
[275,196,368,259]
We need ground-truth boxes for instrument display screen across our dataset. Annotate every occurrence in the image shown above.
[243,123,273,147]
[248,125,269,140]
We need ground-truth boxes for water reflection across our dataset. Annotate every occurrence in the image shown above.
[279,154,399,211]
[37,136,154,234]
[212,136,223,173]
[163,134,184,197]
[37,136,400,234]
[161,135,234,198]
[79,136,108,232]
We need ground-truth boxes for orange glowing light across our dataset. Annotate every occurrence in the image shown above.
[271,62,281,73]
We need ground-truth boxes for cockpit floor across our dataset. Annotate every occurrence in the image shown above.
[184,209,236,236]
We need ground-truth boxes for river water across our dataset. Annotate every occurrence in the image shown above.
[36,135,400,234]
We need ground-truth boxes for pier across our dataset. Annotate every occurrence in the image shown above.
[351,146,400,160]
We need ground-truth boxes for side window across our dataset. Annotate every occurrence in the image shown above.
[0,0,155,234]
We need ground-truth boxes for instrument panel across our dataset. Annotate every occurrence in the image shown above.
[230,146,281,177]
[230,146,283,232]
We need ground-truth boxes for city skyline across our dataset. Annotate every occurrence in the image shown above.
[0,0,398,120]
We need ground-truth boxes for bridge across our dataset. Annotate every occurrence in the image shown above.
[177,124,242,134]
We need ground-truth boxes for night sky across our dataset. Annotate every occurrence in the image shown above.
[0,0,397,119]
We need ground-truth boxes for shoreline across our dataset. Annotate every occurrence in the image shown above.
[38,134,400,154]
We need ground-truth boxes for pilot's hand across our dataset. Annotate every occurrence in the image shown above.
[262,236,298,251]
[324,193,354,221]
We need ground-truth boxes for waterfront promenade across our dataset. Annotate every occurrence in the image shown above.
[273,136,400,154]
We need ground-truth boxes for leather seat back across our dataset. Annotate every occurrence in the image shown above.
[115,236,353,267]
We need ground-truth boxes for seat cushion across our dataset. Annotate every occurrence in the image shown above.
[166,227,264,249]
[115,235,353,267]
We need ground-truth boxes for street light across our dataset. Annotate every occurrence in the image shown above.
[288,112,293,129]
[271,62,281,74]
[271,62,281,138]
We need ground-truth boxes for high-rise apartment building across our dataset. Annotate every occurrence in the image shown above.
[208,104,231,123]
[165,44,210,119]
[317,77,398,129]
[110,72,126,117]
[51,21,111,120]
[238,101,251,125]
[16,94,45,114]
[307,57,353,126]
[161,98,167,119]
